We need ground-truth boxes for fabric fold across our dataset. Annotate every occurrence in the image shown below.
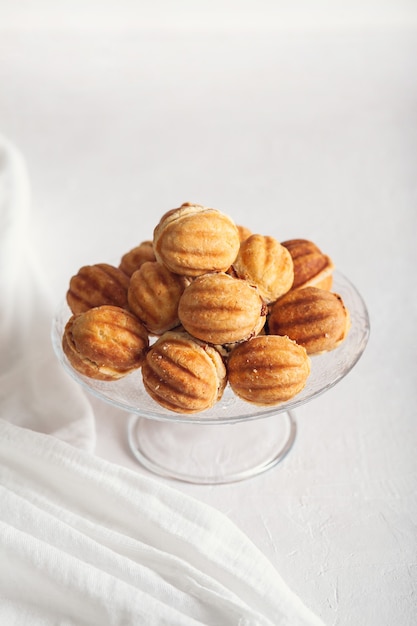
[0,419,324,626]
[0,134,95,450]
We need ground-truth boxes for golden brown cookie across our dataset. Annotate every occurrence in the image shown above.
[178,272,266,345]
[268,286,350,354]
[281,239,334,291]
[232,234,294,303]
[141,330,227,413]
[119,241,156,277]
[127,261,189,335]
[227,335,310,405]
[66,263,130,315]
[62,305,149,381]
[153,203,240,276]
[236,224,253,242]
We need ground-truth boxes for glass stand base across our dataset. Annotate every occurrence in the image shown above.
[127,411,297,485]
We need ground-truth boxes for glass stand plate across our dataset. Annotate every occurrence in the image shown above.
[52,270,370,484]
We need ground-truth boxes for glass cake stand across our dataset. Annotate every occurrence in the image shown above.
[51,271,370,484]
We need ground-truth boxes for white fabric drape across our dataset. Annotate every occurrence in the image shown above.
[0,134,95,450]
[0,419,324,625]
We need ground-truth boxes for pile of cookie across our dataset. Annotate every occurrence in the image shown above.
[62,203,350,413]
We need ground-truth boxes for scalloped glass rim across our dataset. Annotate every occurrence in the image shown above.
[51,270,370,425]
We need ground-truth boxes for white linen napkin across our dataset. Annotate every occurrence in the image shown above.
[0,419,324,625]
[0,134,95,450]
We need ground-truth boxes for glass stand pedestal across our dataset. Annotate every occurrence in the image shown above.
[127,410,297,484]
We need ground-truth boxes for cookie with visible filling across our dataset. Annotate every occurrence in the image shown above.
[141,330,227,413]
[281,239,334,291]
[62,305,149,380]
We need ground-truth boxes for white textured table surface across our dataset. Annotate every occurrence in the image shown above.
[1,3,416,624]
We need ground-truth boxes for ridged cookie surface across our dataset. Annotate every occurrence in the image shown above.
[142,331,227,413]
[62,305,149,380]
[128,261,189,335]
[178,272,266,345]
[153,203,240,276]
[227,335,310,405]
[119,241,156,277]
[268,286,350,354]
[66,263,129,315]
[232,234,294,303]
[281,239,334,291]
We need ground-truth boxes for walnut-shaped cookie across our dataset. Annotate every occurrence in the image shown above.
[236,224,253,242]
[66,263,129,315]
[119,240,156,277]
[178,272,266,345]
[281,238,334,291]
[141,330,227,413]
[62,305,149,381]
[153,203,240,276]
[127,261,189,335]
[232,234,294,303]
[227,335,310,405]
[268,286,350,354]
